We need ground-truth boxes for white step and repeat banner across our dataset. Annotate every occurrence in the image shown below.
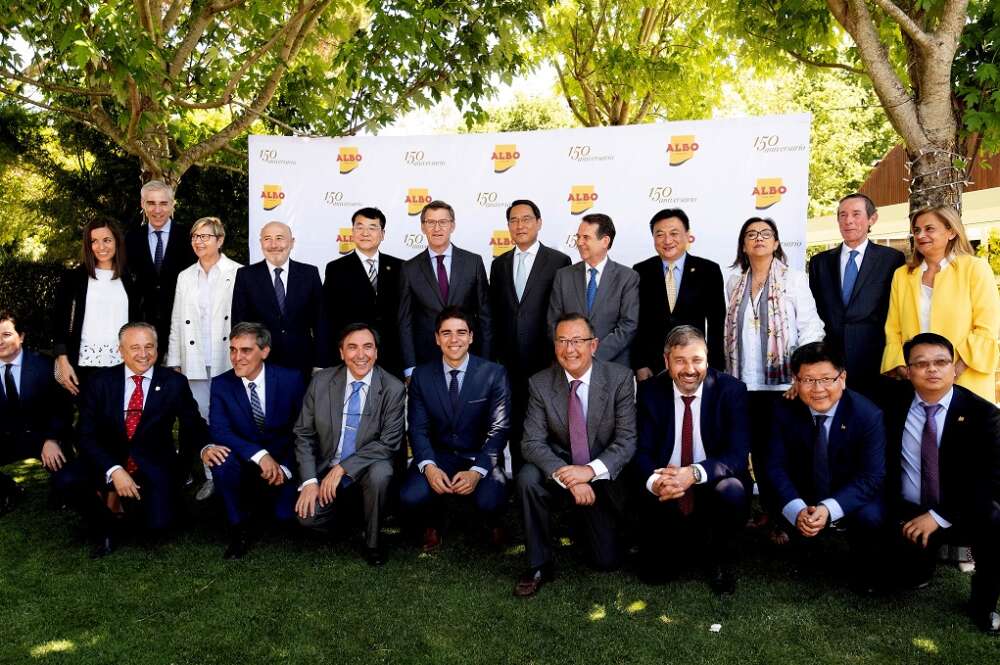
[248,114,811,273]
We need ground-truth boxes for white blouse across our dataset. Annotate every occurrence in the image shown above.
[78,268,128,367]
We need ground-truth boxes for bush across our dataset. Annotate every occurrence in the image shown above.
[0,258,65,352]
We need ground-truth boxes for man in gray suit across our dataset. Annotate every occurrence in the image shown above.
[294,323,406,566]
[398,200,492,377]
[514,313,637,597]
[547,213,639,367]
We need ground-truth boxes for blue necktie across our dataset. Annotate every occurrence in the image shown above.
[448,369,460,410]
[841,250,859,305]
[812,415,830,499]
[340,381,364,461]
[273,267,286,315]
[586,267,598,313]
[514,252,527,301]
[153,230,164,273]
[248,381,265,430]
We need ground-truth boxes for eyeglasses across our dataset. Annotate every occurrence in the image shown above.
[908,359,954,371]
[192,233,218,243]
[422,219,453,228]
[796,372,843,388]
[555,337,595,349]
[744,230,774,240]
[508,215,537,225]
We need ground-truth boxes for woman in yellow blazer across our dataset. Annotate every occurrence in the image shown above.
[882,205,1000,400]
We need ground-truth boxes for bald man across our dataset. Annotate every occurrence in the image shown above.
[231,222,327,373]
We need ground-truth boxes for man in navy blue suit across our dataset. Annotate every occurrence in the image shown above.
[231,221,326,374]
[766,341,886,590]
[0,311,72,514]
[400,306,511,552]
[201,322,306,559]
[57,322,208,558]
[634,325,750,595]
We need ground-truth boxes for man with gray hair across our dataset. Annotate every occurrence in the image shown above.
[55,322,208,558]
[633,325,751,595]
[125,180,196,360]
[201,322,306,559]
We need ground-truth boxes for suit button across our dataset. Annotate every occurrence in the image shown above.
[224,316,229,321]
[281,329,286,334]
[189,340,195,345]
[222,336,227,341]
[185,320,191,324]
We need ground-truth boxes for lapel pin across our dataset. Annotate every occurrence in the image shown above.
[155,386,161,392]
[958,416,965,422]
[690,267,696,272]
[840,424,846,430]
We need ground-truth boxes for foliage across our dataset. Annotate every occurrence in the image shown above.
[0,259,64,351]
[0,1,542,185]
[537,0,738,126]
[976,228,1000,278]
[464,92,577,133]
[955,2,1000,161]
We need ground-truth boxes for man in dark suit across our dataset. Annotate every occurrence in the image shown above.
[201,322,306,559]
[882,333,1000,634]
[0,311,72,513]
[124,180,196,360]
[56,322,208,558]
[808,193,905,398]
[490,199,571,472]
[398,200,492,377]
[766,341,886,589]
[294,323,406,566]
[547,213,639,367]
[323,207,404,378]
[515,313,636,597]
[632,208,725,378]
[231,221,326,374]
[400,306,510,552]
[635,325,750,595]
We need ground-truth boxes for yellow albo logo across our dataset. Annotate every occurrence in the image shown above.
[489,230,514,257]
[753,178,787,209]
[492,144,519,173]
[405,188,431,216]
[261,184,284,210]
[338,147,362,174]
[568,185,598,215]
[667,135,698,166]
[337,228,354,254]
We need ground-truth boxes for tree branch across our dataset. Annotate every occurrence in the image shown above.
[870,0,932,49]
[162,0,189,34]
[741,27,865,75]
[555,62,591,126]
[134,0,154,36]
[0,67,113,96]
[936,0,970,42]
[0,86,93,124]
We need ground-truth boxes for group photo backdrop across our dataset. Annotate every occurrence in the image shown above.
[248,114,811,272]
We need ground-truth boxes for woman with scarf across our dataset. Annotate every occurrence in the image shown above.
[724,217,825,544]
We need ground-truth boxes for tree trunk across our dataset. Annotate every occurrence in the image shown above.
[907,142,964,212]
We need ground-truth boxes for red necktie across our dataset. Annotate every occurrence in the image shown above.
[124,375,143,474]
[679,395,695,516]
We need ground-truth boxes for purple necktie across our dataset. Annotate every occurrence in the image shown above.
[435,254,449,304]
[920,403,942,507]
[568,379,589,465]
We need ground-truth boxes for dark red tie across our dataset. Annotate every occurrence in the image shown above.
[679,395,695,515]
[435,254,449,303]
[124,375,143,474]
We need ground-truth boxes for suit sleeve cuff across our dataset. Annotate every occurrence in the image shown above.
[782,499,807,527]
[645,472,660,494]
[929,509,952,529]
[470,466,488,478]
[819,498,844,523]
[105,465,123,485]
[588,459,609,481]
[299,478,318,491]
[693,464,708,484]
[251,450,268,465]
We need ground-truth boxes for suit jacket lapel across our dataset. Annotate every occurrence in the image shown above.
[354,253,376,297]
[571,263,588,313]
[417,250,443,306]
[257,261,283,317]
[502,251,518,304]
[133,368,165,438]
[447,250,467,305]
[327,367,347,452]
[518,246,545,302]
[431,364,454,420]
[549,366,569,438]
[585,362,608,452]
[355,368,380,444]
[263,364,278,427]
[850,244,881,303]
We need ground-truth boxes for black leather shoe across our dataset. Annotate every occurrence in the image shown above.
[224,528,250,560]
[90,536,116,559]
[708,565,737,596]
[364,546,386,567]
[0,486,24,516]
[514,565,554,598]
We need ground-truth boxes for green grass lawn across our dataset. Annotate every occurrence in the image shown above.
[1,460,997,665]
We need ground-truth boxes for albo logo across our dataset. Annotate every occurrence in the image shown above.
[567,185,598,215]
[490,230,514,257]
[405,188,432,216]
[338,147,362,174]
[336,228,355,254]
[753,178,787,209]
[260,184,285,210]
[666,135,698,166]
[492,144,519,173]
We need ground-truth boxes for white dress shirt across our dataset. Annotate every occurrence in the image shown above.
[900,388,954,528]
[356,248,379,275]
[428,245,452,281]
[918,255,953,332]
[645,381,708,494]
[661,251,687,291]
[1,349,23,396]
[781,401,845,526]
[555,365,609,484]
[514,240,540,279]
[147,219,172,260]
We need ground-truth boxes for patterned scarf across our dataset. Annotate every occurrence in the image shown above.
[724,258,792,385]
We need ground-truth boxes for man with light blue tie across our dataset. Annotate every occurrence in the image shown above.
[293,323,405,566]
[202,322,306,560]
[547,213,639,367]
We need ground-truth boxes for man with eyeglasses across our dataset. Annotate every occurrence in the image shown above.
[547,213,639,367]
[634,325,751,595]
[323,207,404,379]
[398,200,492,378]
[514,313,636,597]
[489,199,571,473]
[293,323,405,566]
[400,307,510,553]
[880,332,1000,634]
[632,209,726,380]
[765,341,886,592]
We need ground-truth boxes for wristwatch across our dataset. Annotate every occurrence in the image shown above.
[689,465,702,484]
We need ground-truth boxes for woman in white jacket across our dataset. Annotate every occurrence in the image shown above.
[167,216,242,498]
